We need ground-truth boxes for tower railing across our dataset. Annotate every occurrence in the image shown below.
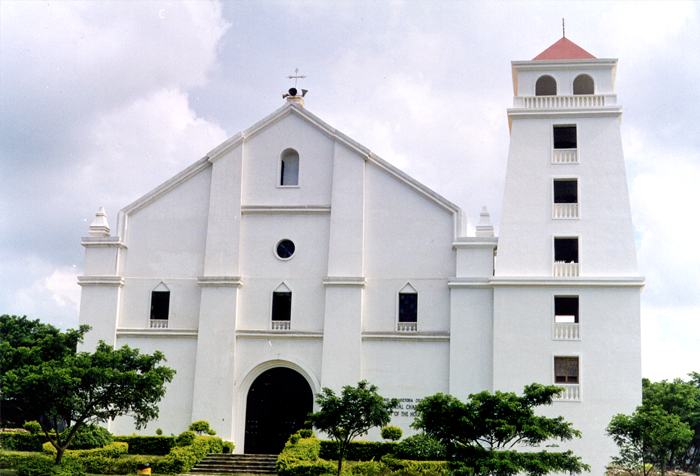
[150,319,168,329]
[397,322,418,332]
[514,94,616,109]
[553,203,579,219]
[271,320,291,330]
[553,261,579,277]
[554,384,581,401]
[552,149,578,164]
[553,323,580,340]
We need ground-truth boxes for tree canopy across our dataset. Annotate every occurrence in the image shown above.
[0,315,176,465]
[412,383,589,476]
[306,380,399,476]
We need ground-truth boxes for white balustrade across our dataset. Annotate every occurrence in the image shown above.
[397,322,418,332]
[271,320,291,330]
[555,385,581,401]
[553,323,580,340]
[553,203,579,218]
[553,261,579,277]
[552,149,578,164]
[150,319,168,329]
[514,94,615,109]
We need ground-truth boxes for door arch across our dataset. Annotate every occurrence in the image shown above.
[244,367,313,454]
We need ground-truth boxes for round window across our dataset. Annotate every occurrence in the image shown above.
[276,239,295,259]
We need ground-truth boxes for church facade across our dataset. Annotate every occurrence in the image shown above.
[78,37,643,474]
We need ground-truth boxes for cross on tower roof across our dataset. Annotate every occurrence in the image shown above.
[287,68,306,88]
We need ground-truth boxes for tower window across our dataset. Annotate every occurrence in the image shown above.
[554,179,578,204]
[280,149,299,186]
[555,296,579,323]
[573,74,594,95]
[399,293,418,323]
[535,75,557,96]
[555,357,579,384]
[553,125,577,149]
[554,237,579,263]
[272,292,292,321]
[150,283,170,328]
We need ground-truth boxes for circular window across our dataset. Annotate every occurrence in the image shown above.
[275,239,295,259]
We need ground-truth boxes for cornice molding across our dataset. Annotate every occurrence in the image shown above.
[362,332,450,342]
[116,328,198,338]
[77,276,125,287]
[81,237,126,249]
[490,276,645,287]
[198,276,243,287]
[323,277,367,287]
[236,330,323,340]
[241,205,331,215]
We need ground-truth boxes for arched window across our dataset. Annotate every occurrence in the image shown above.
[535,75,557,96]
[573,74,594,95]
[150,282,170,328]
[280,149,299,186]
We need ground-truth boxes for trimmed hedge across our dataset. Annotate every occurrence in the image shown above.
[150,435,223,474]
[17,455,86,476]
[380,455,447,475]
[320,440,396,461]
[0,432,45,451]
[277,431,339,476]
[113,435,176,455]
[42,441,129,459]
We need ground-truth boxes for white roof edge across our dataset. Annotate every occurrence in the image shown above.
[121,156,211,215]
[512,58,618,69]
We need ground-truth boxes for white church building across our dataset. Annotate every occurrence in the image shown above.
[78,37,643,474]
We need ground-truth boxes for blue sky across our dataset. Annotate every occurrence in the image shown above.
[1,0,698,382]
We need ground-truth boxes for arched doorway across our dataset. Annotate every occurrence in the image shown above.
[244,367,313,454]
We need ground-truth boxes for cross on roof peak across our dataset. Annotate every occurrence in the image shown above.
[287,68,306,89]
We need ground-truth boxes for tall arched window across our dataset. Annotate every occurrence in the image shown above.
[535,75,557,96]
[280,149,299,186]
[573,74,594,95]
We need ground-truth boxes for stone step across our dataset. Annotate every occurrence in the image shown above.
[186,453,278,475]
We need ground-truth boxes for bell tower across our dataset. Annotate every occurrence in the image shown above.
[491,37,644,476]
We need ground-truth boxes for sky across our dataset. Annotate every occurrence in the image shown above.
[1,0,698,383]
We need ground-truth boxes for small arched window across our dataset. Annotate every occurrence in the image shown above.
[535,75,557,96]
[280,148,299,186]
[573,74,594,95]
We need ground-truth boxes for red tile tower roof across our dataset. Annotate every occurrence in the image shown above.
[533,37,596,60]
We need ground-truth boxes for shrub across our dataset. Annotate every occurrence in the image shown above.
[349,460,390,475]
[175,430,196,447]
[381,426,403,442]
[43,441,128,459]
[156,428,163,436]
[0,431,44,451]
[189,420,216,435]
[320,440,395,461]
[277,431,324,475]
[151,435,223,474]
[17,455,86,476]
[23,421,42,434]
[298,429,315,438]
[381,455,447,475]
[60,424,113,450]
[392,433,446,461]
[113,435,175,455]
[222,440,235,453]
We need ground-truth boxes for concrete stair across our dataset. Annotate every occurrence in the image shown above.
[186,453,278,475]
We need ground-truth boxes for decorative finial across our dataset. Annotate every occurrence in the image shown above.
[282,68,308,105]
[475,206,495,237]
[562,18,565,38]
[89,207,111,237]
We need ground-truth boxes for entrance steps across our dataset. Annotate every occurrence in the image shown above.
[186,453,278,475]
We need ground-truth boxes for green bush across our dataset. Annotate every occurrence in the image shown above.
[175,430,196,447]
[156,428,163,436]
[0,431,44,451]
[277,431,323,475]
[113,435,175,455]
[77,454,152,475]
[189,420,216,435]
[42,441,128,458]
[59,424,113,450]
[298,429,315,438]
[0,451,34,469]
[280,459,338,476]
[349,460,390,475]
[381,426,403,442]
[381,455,447,475]
[17,455,86,476]
[222,440,235,453]
[23,421,42,434]
[392,433,446,461]
[151,434,223,474]
[320,440,396,461]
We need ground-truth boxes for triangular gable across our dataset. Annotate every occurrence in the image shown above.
[533,37,596,61]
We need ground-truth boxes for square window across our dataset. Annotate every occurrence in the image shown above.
[398,293,417,323]
[554,179,577,204]
[555,296,579,323]
[272,292,292,321]
[553,126,577,149]
[554,237,578,263]
[555,357,579,384]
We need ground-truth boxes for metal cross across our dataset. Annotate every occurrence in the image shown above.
[287,68,306,88]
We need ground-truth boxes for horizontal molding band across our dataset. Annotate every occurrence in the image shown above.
[241,205,331,215]
[362,332,450,342]
[81,237,127,249]
[236,330,323,340]
[78,276,125,287]
[116,328,198,338]
[198,276,243,287]
[323,276,366,287]
[490,276,645,287]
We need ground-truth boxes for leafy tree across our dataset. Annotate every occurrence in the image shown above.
[412,383,590,476]
[189,420,217,435]
[306,380,399,476]
[0,315,176,465]
[607,405,693,476]
[641,374,700,473]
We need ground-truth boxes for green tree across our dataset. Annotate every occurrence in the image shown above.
[0,315,176,465]
[641,374,700,473]
[306,380,399,476]
[607,405,693,476]
[189,420,217,435]
[412,383,590,476]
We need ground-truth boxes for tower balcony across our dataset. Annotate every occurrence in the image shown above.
[513,94,617,109]
[553,261,579,277]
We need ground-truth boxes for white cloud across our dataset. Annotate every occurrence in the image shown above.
[641,305,700,381]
